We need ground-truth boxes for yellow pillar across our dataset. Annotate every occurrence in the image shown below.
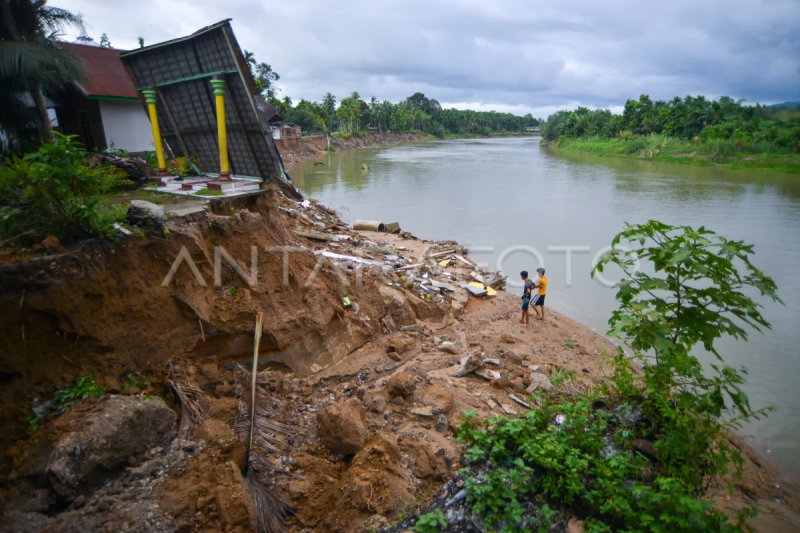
[141,90,167,176]
[210,79,230,180]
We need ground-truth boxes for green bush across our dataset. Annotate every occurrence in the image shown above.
[0,133,128,242]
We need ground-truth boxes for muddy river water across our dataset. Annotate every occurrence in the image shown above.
[290,136,800,482]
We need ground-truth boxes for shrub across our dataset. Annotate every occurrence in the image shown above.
[0,133,128,242]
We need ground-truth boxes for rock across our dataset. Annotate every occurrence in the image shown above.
[316,399,367,455]
[366,395,387,414]
[387,334,415,356]
[126,200,166,229]
[423,384,454,414]
[192,418,246,470]
[501,333,516,344]
[509,378,526,393]
[46,396,177,499]
[435,415,448,433]
[505,351,524,365]
[410,406,435,418]
[526,372,553,392]
[41,235,63,255]
[386,372,417,398]
[386,351,402,362]
[438,343,459,355]
[491,377,510,389]
[398,434,450,480]
[433,336,443,346]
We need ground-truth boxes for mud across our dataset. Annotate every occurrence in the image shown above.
[0,188,798,532]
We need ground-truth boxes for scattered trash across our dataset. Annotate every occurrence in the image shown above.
[555,414,567,425]
[343,297,352,308]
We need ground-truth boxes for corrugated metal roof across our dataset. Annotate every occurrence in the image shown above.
[119,20,299,198]
[57,42,139,99]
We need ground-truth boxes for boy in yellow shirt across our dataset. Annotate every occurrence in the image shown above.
[531,267,547,321]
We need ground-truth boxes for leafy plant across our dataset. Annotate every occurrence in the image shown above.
[53,374,104,408]
[0,133,128,241]
[563,337,577,348]
[412,509,447,533]
[592,221,780,424]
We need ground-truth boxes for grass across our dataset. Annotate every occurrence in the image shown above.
[549,366,577,386]
[194,187,225,197]
[549,135,800,173]
[563,337,577,348]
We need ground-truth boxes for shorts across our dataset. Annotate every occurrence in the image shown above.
[531,294,546,306]
[521,297,530,311]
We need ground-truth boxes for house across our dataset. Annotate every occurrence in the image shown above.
[54,42,153,153]
[525,126,540,133]
[270,123,301,140]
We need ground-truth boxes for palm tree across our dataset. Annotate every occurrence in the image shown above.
[1,0,86,142]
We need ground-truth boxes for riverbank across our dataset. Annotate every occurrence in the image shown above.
[277,131,536,165]
[544,137,800,173]
[0,187,797,531]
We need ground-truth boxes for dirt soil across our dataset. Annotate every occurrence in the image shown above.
[0,189,798,532]
[276,132,426,165]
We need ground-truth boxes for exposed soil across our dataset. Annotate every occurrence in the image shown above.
[0,189,798,532]
[276,133,426,165]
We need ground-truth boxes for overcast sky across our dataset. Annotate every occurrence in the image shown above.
[57,0,800,118]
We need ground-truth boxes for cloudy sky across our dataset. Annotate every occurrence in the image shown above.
[57,0,799,118]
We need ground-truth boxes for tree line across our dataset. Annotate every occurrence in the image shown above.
[541,94,800,153]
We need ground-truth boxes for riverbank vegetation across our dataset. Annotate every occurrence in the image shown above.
[415,221,780,532]
[269,91,538,139]
[541,95,800,172]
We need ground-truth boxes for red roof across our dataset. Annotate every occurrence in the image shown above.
[57,42,139,99]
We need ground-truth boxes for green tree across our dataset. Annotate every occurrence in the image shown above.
[0,0,86,143]
[593,220,781,421]
[99,32,110,48]
[137,36,144,48]
[243,50,280,98]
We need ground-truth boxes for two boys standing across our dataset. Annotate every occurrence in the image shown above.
[520,268,547,327]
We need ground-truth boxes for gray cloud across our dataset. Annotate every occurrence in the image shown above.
[60,0,800,116]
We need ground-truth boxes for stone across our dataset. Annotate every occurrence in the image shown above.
[509,378,526,393]
[501,333,517,344]
[526,372,553,392]
[126,200,166,229]
[505,351,524,366]
[41,235,63,255]
[366,395,387,414]
[387,334,415,356]
[192,418,246,470]
[386,372,417,398]
[435,415,448,433]
[438,343,459,355]
[423,384,454,414]
[316,399,367,455]
[491,377,510,390]
[45,396,177,499]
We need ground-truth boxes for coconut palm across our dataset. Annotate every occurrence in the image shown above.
[0,0,86,143]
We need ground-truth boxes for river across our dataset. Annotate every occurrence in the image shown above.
[289,136,800,482]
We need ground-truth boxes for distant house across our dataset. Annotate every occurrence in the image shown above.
[54,42,153,152]
[525,126,540,133]
[271,123,301,140]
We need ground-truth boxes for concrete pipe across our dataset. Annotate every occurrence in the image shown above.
[353,220,386,232]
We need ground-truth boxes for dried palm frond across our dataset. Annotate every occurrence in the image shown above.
[230,313,292,533]
[168,362,207,435]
